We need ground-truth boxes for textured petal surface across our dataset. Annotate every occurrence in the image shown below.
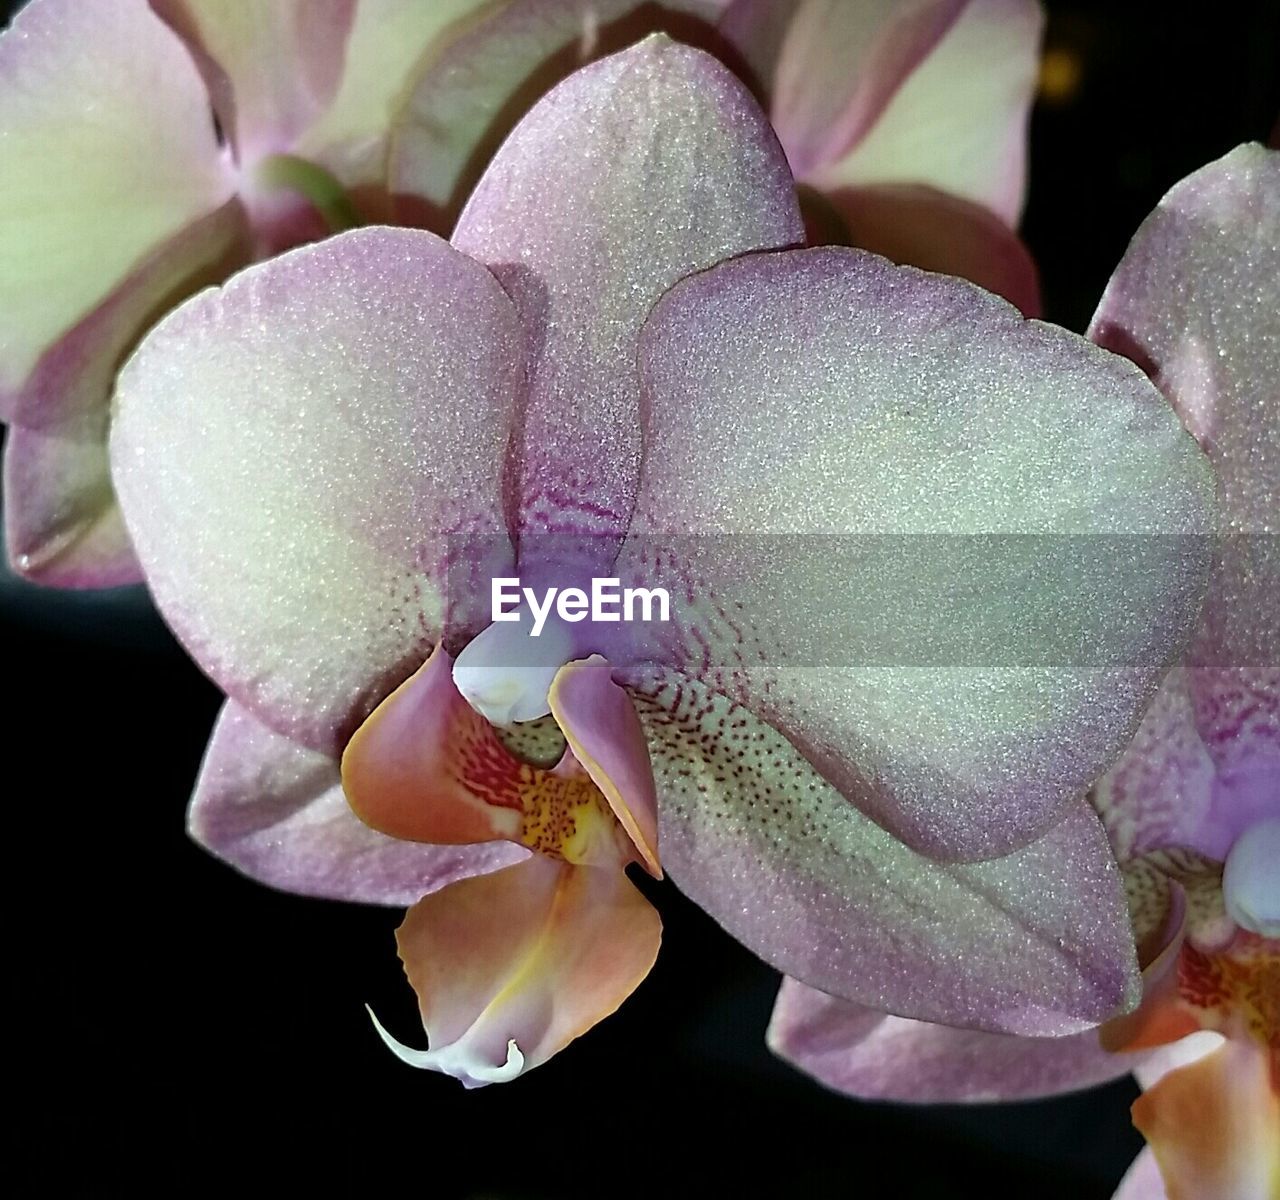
[767,978,1147,1101]
[190,700,524,907]
[626,247,1214,861]
[111,228,522,752]
[816,183,1041,315]
[451,36,802,573]
[1132,1037,1280,1200]
[3,424,139,588]
[378,856,661,1087]
[765,0,964,180]
[0,0,238,420]
[151,0,354,160]
[803,0,1043,225]
[632,669,1140,1034]
[1090,145,1280,860]
[296,0,497,189]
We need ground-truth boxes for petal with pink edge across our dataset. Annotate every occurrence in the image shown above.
[0,0,239,423]
[631,669,1140,1033]
[371,855,661,1087]
[626,247,1214,861]
[1132,1037,1280,1200]
[549,655,661,877]
[110,228,522,753]
[766,977,1148,1102]
[813,183,1041,315]
[1089,145,1279,575]
[1089,144,1278,676]
[451,36,801,571]
[1089,144,1280,860]
[190,700,526,908]
[3,424,140,588]
[761,0,965,180]
[294,0,498,189]
[715,0,804,95]
[150,0,355,161]
[803,0,1043,226]
[390,0,730,225]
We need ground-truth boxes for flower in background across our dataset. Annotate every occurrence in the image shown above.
[0,0,505,588]
[768,144,1279,1200]
[390,0,1044,312]
[718,0,1044,314]
[2,0,1044,590]
[109,39,1212,1085]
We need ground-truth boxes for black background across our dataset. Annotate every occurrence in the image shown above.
[5,2,1277,1195]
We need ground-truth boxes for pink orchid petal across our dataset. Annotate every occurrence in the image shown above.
[375,855,661,1087]
[110,228,522,753]
[817,183,1041,315]
[0,0,240,424]
[1114,1149,1171,1200]
[548,656,662,877]
[3,423,140,588]
[295,0,500,189]
[2,198,245,588]
[1094,669,1279,862]
[390,0,728,225]
[451,36,802,573]
[1090,145,1279,564]
[632,669,1141,1034]
[766,977,1149,1102]
[343,647,631,871]
[1089,145,1280,859]
[150,0,355,161]
[767,0,966,181]
[190,700,525,907]
[715,0,804,94]
[804,0,1043,226]
[1132,1037,1280,1200]
[1093,669,1218,862]
[627,246,1214,862]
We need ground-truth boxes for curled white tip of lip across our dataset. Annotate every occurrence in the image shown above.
[452,614,574,726]
[1223,817,1280,938]
[365,1005,526,1088]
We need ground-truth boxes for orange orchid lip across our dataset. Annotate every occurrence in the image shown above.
[342,643,665,1086]
[342,644,660,874]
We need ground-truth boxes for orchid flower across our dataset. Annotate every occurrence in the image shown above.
[110,38,1213,1086]
[389,0,1044,312]
[0,0,502,587]
[769,145,1279,1199]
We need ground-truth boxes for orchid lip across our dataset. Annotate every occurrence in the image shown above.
[1223,817,1280,937]
[452,612,575,726]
